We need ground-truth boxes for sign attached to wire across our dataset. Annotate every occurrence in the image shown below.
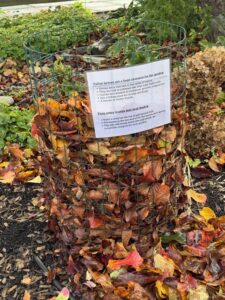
[86,58,171,138]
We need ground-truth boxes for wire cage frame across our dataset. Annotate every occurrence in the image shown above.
[24,19,187,297]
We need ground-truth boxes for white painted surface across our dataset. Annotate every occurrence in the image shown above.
[1,0,132,16]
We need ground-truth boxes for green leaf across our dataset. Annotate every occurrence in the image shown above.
[161,232,186,245]
[187,157,201,168]
[110,268,126,279]
[216,92,225,105]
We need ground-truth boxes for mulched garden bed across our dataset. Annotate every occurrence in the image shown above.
[0,183,68,300]
[0,171,224,299]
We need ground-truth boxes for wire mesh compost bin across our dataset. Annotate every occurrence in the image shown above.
[25,19,187,298]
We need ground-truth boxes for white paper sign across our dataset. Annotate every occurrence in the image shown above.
[86,58,171,138]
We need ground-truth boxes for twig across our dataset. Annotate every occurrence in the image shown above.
[33,255,76,300]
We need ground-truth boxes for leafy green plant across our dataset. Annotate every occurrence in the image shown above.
[0,104,36,154]
[135,0,211,40]
[199,35,225,50]
[50,58,86,96]
[108,33,160,65]
[0,3,100,60]
[216,91,225,105]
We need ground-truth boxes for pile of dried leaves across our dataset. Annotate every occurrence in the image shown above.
[0,144,41,184]
[186,47,225,158]
[29,71,198,299]
[0,59,31,107]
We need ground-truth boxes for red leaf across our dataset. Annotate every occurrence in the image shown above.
[191,166,212,179]
[185,245,207,257]
[31,122,41,137]
[187,230,214,247]
[107,250,143,270]
[141,160,163,182]
[66,255,76,275]
[88,214,104,229]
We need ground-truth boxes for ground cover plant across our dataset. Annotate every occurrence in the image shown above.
[0,3,99,60]
[0,103,36,154]
[0,2,225,300]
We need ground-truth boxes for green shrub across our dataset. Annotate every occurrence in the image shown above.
[135,0,211,39]
[0,3,100,60]
[0,104,36,154]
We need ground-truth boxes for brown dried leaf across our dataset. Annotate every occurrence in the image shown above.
[86,190,104,201]
[150,183,170,205]
[160,125,177,143]
[142,160,162,181]
[208,157,220,172]
[119,147,149,162]
[87,142,111,156]
[122,230,132,247]
[8,144,25,160]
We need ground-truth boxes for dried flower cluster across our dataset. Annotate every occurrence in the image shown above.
[186,47,225,157]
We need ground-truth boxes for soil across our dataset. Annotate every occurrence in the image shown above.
[194,171,225,216]
[0,183,65,300]
[0,172,224,299]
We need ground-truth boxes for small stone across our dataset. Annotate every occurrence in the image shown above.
[0,96,14,105]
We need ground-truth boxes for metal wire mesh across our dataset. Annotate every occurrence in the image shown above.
[24,19,187,296]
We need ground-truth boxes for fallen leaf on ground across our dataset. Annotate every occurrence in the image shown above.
[156,280,169,298]
[107,250,143,270]
[88,214,104,229]
[8,144,25,160]
[154,253,175,276]
[188,285,209,300]
[151,183,170,205]
[55,287,70,300]
[21,277,32,285]
[23,290,31,300]
[0,161,9,168]
[208,157,220,172]
[200,207,216,221]
[187,189,207,203]
[87,142,111,156]
[27,175,42,183]
[119,147,149,162]
[0,170,15,184]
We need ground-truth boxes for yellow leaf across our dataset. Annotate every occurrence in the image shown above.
[200,207,216,221]
[87,142,111,156]
[17,170,35,180]
[70,91,78,98]
[23,290,31,300]
[27,175,42,183]
[0,161,9,168]
[24,149,34,158]
[186,189,207,203]
[154,253,175,276]
[188,285,209,300]
[156,280,168,298]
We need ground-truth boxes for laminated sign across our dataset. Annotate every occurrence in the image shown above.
[86,58,171,138]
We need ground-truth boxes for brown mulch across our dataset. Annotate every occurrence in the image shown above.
[194,171,225,216]
[0,172,224,299]
[0,183,67,300]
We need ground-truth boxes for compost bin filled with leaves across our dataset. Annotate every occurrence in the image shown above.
[25,18,189,299]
